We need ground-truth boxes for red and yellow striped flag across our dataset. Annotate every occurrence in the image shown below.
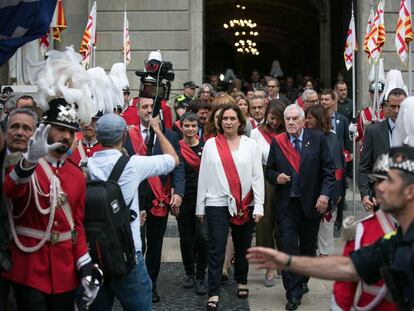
[50,0,66,41]
[80,1,97,67]
[363,4,375,59]
[396,0,413,64]
[367,0,386,63]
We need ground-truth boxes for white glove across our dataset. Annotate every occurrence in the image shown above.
[348,123,357,134]
[80,275,100,306]
[227,195,237,217]
[23,124,63,164]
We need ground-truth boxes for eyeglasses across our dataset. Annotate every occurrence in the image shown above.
[267,85,277,88]
[304,99,319,104]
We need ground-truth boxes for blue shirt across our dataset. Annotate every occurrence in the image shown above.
[289,130,304,150]
[87,149,175,252]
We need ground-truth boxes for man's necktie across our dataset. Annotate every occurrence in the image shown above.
[143,128,150,144]
[294,138,301,153]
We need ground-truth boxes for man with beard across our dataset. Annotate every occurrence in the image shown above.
[2,99,97,311]
[70,113,103,167]
[124,97,185,303]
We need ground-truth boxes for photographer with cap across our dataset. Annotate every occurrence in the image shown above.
[87,113,179,311]
[248,145,414,311]
[174,81,199,118]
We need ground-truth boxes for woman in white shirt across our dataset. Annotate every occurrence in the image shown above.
[250,100,285,287]
[196,103,264,310]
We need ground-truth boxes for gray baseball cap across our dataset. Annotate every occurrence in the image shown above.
[95,113,127,144]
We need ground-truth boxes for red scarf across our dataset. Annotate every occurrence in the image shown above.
[250,119,257,129]
[274,133,301,174]
[128,126,171,217]
[215,134,253,225]
[258,127,277,145]
[179,140,200,171]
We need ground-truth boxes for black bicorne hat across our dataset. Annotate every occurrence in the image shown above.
[40,98,80,131]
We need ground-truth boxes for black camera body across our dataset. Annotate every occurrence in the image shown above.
[135,59,175,101]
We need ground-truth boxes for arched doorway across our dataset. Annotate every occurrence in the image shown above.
[205,0,329,86]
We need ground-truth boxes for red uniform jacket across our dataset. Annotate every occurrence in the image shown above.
[331,210,397,311]
[70,140,103,166]
[2,158,89,294]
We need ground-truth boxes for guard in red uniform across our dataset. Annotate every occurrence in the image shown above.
[331,154,397,311]
[2,97,99,311]
[70,112,103,167]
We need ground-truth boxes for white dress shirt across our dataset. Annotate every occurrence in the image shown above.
[87,149,175,252]
[250,128,271,165]
[196,135,264,217]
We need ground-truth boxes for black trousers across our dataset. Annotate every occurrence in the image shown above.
[13,283,75,311]
[206,206,254,297]
[142,212,168,291]
[277,198,320,300]
[177,196,208,280]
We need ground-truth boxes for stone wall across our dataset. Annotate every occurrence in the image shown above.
[58,0,202,98]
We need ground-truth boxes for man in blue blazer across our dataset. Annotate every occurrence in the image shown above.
[265,104,335,310]
[124,97,185,304]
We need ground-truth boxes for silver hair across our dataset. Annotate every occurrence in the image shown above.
[7,108,38,128]
[284,104,305,119]
[301,89,318,102]
[199,83,217,97]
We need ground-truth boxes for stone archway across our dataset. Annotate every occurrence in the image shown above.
[204,0,330,85]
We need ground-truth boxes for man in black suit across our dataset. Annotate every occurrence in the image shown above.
[124,97,185,303]
[359,87,406,210]
[320,89,352,228]
[266,104,335,310]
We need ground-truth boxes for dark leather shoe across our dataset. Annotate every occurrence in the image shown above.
[302,283,309,294]
[285,297,301,310]
[152,291,160,303]
[183,275,196,289]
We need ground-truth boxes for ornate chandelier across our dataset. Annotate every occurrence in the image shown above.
[223,2,260,55]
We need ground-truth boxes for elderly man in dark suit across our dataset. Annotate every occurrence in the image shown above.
[266,104,335,310]
[124,97,185,304]
[359,87,406,210]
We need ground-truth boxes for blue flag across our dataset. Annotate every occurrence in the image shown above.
[0,0,57,66]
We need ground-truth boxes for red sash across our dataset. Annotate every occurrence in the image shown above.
[335,168,345,181]
[179,140,200,171]
[174,120,182,132]
[215,134,253,225]
[258,127,277,145]
[275,133,301,174]
[128,126,171,217]
[250,119,257,129]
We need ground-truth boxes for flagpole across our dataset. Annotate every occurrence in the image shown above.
[409,43,412,95]
[351,1,356,216]
[48,28,54,51]
[123,4,127,66]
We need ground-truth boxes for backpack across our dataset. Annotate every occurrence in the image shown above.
[84,155,136,279]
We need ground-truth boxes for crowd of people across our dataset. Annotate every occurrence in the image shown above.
[0,47,413,311]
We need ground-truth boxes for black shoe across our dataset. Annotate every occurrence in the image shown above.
[183,275,196,289]
[302,283,309,294]
[195,279,207,295]
[285,297,301,310]
[152,291,160,303]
